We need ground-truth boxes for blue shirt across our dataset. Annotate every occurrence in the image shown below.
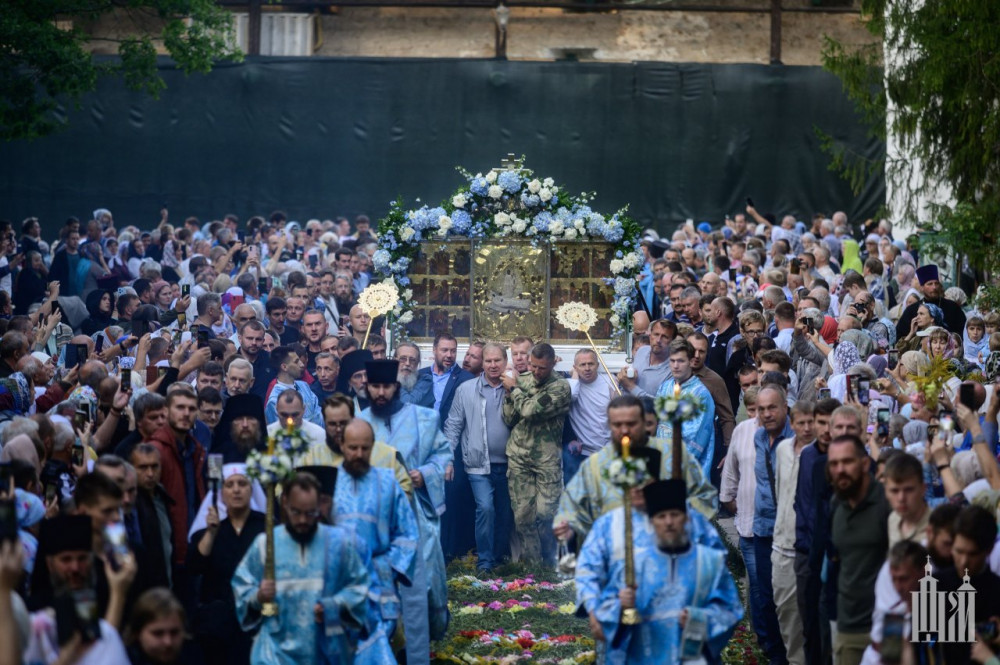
[794,442,825,552]
[431,366,452,411]
[752,417,794,538]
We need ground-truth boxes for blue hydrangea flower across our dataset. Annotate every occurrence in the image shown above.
[532,212,553,232]
[497,171,523,194]
[520,192,541,208]
[470,178,489,196]
[451,210,472,234]
[372,249,391,273]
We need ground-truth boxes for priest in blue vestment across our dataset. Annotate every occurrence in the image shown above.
[576,478,742,665]
[360,359,452,665]
[232,472,370,665]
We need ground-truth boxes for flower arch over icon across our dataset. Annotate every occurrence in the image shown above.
[373,157,642,348]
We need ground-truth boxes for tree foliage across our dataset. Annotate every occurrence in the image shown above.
[0,0,242,141]
[822,0,1000,277]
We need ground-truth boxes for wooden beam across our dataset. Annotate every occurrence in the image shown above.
[769,0,782,64]
[248,0,262,56]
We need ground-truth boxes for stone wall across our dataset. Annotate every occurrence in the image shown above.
[314,5,874,65]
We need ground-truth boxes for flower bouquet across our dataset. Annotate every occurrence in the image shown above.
[655,390,707,424]
[601,456,650,490]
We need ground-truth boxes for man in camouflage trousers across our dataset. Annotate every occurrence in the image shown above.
[502,342,571,565]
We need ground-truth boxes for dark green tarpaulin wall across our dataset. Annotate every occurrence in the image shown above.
[0,58,884,233]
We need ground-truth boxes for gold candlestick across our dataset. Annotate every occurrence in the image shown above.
[261,431,278,617]
[620,434,640,625]
[262,481,277,617]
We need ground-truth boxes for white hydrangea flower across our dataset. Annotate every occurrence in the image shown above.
[564,228,578,240]
[400,227,415,242]
[526,226,538,235]
[485,170,498,184]
[538,188,553,202]
[452,194,467,208]
[488,185,503,199]
[495,212,510,225]
[543,177,554,187]
[399,311,414,324]
[623,252,641,269]
[527,179,541,194]
[549,220,564,235]
[610,259,625,274]
[512,220,527,233]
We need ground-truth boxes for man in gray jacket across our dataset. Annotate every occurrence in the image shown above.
[444,342,513,572]
[790,308,829,404]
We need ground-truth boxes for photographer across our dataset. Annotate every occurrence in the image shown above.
[791,308,829,404]
[24,514,130,664]
[848,291,896,352]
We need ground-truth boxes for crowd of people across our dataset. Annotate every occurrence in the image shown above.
[0,205,995,665]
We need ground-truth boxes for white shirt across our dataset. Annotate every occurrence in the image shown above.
[26,615,130,665]
[720,417,759,538]
[774,327,794,354]
[773,436,803,553]
[568,377,614,456]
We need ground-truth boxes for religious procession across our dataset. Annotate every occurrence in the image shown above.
[0,167,997,665]
[4,1,1000,662]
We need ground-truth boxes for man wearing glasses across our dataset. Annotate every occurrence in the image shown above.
[396,342,433,407]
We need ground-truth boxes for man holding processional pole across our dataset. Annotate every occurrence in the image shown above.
[574,383,742,664]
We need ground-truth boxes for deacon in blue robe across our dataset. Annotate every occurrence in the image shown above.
[232,522,370,665]
[654,375,716,481]
[360,359,453,665]
[332,434,418,638]
[576,480,742,665]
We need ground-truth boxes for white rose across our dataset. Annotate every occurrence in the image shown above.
[551,186,559,194]
[564,228,578,240]
[512,220,527,233]
[623,253,640,269]
[543,177,554,187]
[452,194,467,208]
[549,220,564,235]
[528,179,541,194]
[610,259,625,274]
[399,311,414,324]
[400,227,415,242]
[538,188,553,202]
[488,185,503,200]
[495,212,510,225]
[403,289,413,300]
[485,170,498,184]
[610,313,620,327]
[574,218,585,230]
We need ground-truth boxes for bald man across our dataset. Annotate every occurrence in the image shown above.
[348,305,371,345]
[331,418,419,661]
